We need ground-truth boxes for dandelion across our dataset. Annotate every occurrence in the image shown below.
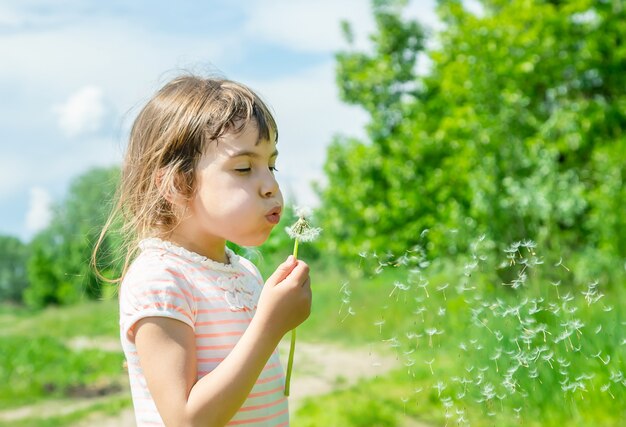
[551,280,562,300]
[436,283,449,300]
[283,207,321,396]
[554,257,570,271]
[433,381,447,397]
[593,351,611,365]
[389,280,410,299]
[341,306,356,322]
[413,306,426,322]
[601,383,616,399]
[417,278,430,298]
[542,351,555,369]
[425,358,435,375]
[285,207,322,247]
[425,327,443,347]
[490,347,502,372]
[374,319,385,334]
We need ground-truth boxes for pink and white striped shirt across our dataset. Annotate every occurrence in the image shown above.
[119,238,288,426]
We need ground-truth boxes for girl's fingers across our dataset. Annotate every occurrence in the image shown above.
[266,255,297,287]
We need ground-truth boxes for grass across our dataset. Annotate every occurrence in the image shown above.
[289,239,626,426]
[1,239,624,426]
[0,297,124,418]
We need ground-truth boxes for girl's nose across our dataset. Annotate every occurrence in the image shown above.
[261,170,279,198]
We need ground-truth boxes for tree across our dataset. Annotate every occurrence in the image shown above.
[319,0,626,283]
[318,0,431,259]
[24,167,122,308]
[0,235,29,302]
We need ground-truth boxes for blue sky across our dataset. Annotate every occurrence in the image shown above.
[0,0,441,241]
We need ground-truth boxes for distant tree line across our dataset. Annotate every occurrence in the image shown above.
[0,167,122,307]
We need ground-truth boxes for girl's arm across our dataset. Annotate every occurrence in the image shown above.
[134,257,311,427]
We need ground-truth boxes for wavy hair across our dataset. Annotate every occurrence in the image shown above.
[92,74,277,283]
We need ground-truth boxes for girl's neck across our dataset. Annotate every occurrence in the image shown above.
[165,232,229,264]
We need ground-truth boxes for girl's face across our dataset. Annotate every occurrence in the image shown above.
[170,120,283,262]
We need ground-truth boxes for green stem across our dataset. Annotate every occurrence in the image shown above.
[293,239,300,259]
[284,328,296,396]
[284,238,300,396]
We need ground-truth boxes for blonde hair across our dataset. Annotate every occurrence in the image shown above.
[93,74,278,283]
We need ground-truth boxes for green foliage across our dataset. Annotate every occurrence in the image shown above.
[318,0,626,284]
[294,235,626,426]
[0,235,29,302]
[24,167,122,308]
[0,334,124,408]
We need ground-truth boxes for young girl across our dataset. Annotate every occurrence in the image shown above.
[97,75,312,426]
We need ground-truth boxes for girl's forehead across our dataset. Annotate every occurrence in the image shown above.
[207,121,277,158]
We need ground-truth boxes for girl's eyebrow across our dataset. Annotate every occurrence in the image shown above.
[229,149,279,159]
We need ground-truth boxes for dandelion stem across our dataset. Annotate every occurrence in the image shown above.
[293,238,300,259]
[284,327,297,396]
[284,237,300,396]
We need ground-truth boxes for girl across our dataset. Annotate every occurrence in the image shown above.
[96,75,312,426]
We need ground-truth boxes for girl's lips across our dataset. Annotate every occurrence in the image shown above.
[266,213,281,224]
[265,206,282,224]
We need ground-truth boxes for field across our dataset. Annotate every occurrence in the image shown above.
[1,240,625,426]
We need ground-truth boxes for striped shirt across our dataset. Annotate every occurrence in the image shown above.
[119,238,288,426]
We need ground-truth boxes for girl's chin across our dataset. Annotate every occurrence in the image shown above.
[231,232,272,248]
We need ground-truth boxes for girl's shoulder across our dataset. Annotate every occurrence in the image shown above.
[123,242,190,284]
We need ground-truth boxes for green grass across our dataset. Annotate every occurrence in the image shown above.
[0,297,124,415]
[288,242,626,426]
[1,243,624,426]
[0,298,119,339]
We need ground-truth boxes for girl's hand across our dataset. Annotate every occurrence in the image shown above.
[256,255,312,339]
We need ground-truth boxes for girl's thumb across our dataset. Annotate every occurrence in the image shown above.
[266,255,297,286]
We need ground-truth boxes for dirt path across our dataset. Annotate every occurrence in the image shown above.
[1,338,430,426]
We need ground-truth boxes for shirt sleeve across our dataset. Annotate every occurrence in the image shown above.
[119,257,197,343]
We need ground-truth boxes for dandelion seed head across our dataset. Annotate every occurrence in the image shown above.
[285,207,321,242]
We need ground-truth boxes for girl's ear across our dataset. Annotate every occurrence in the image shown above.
[156,167,190,208]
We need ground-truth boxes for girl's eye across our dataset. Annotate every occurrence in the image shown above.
[269,166,279,172]
[235,168,251,173]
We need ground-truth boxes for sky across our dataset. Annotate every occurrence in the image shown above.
[0,0,443,241]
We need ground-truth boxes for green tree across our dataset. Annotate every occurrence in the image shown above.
[24,167,122,308]
[318,0,430,259]
[0,235,29,302]
[319,0,626,283]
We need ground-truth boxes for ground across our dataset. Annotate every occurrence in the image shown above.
[0,337,430,426]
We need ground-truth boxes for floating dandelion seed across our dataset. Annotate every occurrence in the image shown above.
[433,381,447,397]
[549,280,562,300]
[425,358,435,375]
[601,383,616,399]
[436,283,449,300]
[425,327,443,347]
[374,319,385,334]
[341,306,356,323]
[554,257,570,271]
[283,207,321,397]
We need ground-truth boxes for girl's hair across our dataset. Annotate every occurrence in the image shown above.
[93,74,278,283]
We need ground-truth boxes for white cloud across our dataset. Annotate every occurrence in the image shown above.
[243,0,375,53]
[53,85,107,137]
[25,187,52,234]
[244,0,440,54]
